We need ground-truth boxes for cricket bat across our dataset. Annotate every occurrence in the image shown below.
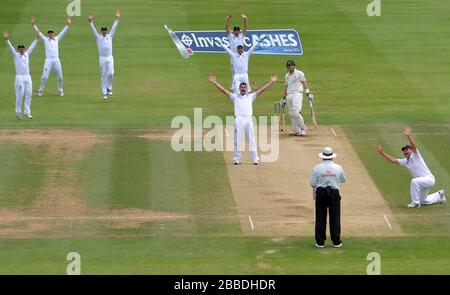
[164,25,190,59]
[309,100,318,129]
[281,99,286,132]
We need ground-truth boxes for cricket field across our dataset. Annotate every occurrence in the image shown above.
[0,0,448,274]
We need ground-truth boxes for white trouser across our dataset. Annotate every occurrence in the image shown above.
[15,75,32,115]
[232,73,250,94]
[99,56,115,95]
[287,93,306,133]
[39,58,63,92]
[410,174,442,205]
[234,115,259,163]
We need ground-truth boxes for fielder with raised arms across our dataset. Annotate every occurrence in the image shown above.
[225,14,248,53]
[376,127,446,208]
[88,10,120,100]
[3,31,39,120]
[284,60,314,136]
[225,14,248,87]
[31,16,71,97]
[221,37,265,94]
[208,74,277,165]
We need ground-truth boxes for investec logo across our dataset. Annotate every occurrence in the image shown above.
[175,30,303,55]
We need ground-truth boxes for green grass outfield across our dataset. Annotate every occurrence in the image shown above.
[0,0,449,274]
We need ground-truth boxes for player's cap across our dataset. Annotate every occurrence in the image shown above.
[319,146,337,159]
[286,60,296,67]
[401,144,412,151]
[47,29,54,34]
[237,45,244,49]
[233,26,240,31]
[101,26,108,31]
[17,44,25,49]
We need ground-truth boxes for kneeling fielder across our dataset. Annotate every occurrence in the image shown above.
[284,60,314,136]
[208,74,277,165]
[376,127,446,208]
[4,31,39,119]
[88,10,120,99]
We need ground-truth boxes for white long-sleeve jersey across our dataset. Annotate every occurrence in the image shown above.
[6,39,38,75]
[222,41,258,75]
[33,24,68,59]
[89,20,118,58]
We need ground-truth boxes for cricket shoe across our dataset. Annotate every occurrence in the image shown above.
[288,131,305,137]
[24,113,32,120]
[254,161,260,165]
[16,113,21,120]
[233,161,241,165]
[107,89,113,96]
[59,91,64,97]
[406,202,421,208]
[439,189,446,203]
[333,243,342,248]
[102,94,108,100]
[37,90,43,97]
[315,243,324,249]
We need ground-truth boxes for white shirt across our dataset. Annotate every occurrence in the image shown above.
[33,25,68,59]
[6,39,38,75]
[309,160,347,190]
[89,20,119,57]
[222,42,258,75]
[397,150,432,178]
[229,93,256,116]
[285,69,306,94]
[228,32,245,53]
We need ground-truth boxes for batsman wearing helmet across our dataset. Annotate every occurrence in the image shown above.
[283,60,314,136]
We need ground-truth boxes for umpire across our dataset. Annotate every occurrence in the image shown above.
[309,147,347,248]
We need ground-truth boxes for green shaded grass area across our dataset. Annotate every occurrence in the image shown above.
[0,143,47,207]
[0,236,449,274]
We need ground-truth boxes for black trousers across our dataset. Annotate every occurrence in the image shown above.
[315,187,341,246]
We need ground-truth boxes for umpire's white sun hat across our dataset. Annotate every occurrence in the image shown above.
[319,146,337,159]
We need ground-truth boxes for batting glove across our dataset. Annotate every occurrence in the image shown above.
[307,93,314,101]
[281,97,286,107]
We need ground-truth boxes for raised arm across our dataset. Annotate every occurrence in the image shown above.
[225,15,231,35]
[247,36,266,56]
[208,74,232,98]
[376,144,399,165]
[110,10,120,38]
[220,42,234,57]
[403,127,417,153]
[56,17,71,41]
[4,32,16,57]
[88,15,100,39]
[255,75,278,97]
[241,14,248,37]
[31,17,46,40]
[26,37,39,56]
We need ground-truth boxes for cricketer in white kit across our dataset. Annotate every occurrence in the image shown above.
[31,16,71,97]
[284,60,314,136]
[221,37,263,94]
[225,14,248,86]
[88,10,120,100]
[376,127,446,208]
[3,31,39,120]
[208,73,278,165]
